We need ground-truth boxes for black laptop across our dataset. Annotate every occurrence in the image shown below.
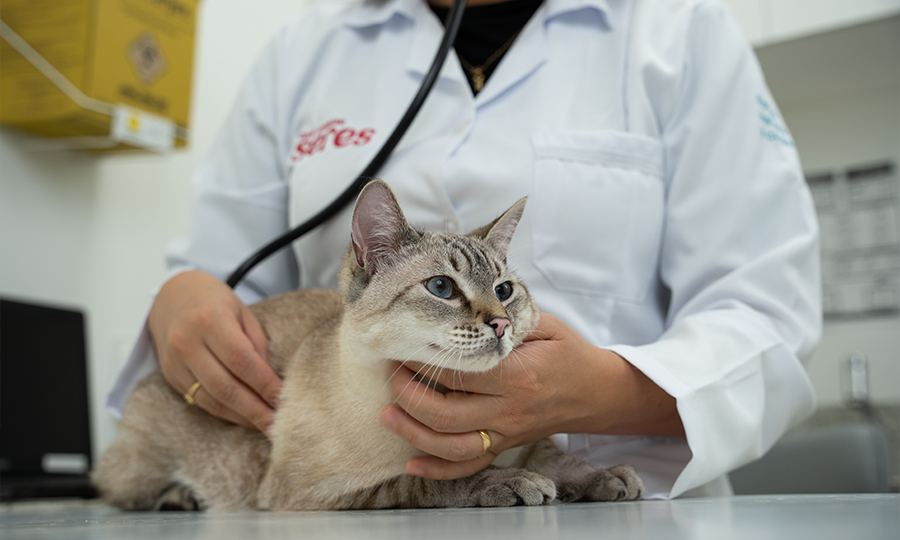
[0,298,97,500]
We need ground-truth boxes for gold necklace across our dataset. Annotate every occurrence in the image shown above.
[457,28,523,92]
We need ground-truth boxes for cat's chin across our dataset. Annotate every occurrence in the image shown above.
[416,344,510,374]
[459,356,504,373]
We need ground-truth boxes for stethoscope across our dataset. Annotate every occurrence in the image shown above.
[225,0,469,288]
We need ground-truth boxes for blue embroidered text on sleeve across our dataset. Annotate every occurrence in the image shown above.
[757,95,795,148]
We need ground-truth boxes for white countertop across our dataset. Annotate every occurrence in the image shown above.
[2,494,897,540]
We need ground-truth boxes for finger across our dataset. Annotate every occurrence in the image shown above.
[238,305,282,408]
[405,453,495,481]
[380,405,502,464]
[240,305,269,362]
[185,382,259,430]
[161,357,256,429]
[185,343,276,434]
[389,365,494,433]
[206,314,281,411]
[522,312,563,342]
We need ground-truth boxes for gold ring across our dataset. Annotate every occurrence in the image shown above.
[477,429,491,458]
[183,381,201,406]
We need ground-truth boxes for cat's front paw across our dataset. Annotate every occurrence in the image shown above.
[557,464,644,502]
[153,484,202,511]
[472,468,556,507]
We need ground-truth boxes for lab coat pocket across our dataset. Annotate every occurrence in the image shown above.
[531,130,665,302]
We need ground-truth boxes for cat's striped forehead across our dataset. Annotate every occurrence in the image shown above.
[416,232,508,287]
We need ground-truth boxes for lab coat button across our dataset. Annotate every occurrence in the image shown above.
[445,219,459,232]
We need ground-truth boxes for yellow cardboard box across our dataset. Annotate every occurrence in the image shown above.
[0,0,200,149]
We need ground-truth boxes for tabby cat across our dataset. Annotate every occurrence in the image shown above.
[92,180,643,511]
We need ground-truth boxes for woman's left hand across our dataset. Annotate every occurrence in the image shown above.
[380,313,681,480]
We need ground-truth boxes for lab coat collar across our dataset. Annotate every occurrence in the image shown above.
[473,0,613,105]
[342,0,467,86]
[345,0,614,97]
[471,3,546,105]
[544,0,614,28]
[405,0,467,86]
[344,0,420,28]
[344,0,614,30]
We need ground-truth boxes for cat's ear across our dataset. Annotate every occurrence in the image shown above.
[351,180,416,274]
[470,197,526,261]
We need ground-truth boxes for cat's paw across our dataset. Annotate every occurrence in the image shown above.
[557,464,643,502]
[472,468,556,507]
[153,484,202,511]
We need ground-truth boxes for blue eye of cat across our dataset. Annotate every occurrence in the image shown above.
[495,282,512,302]
[425,276,455,299]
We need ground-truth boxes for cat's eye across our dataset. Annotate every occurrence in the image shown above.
[425,276,455,299]
[495,281,513,302]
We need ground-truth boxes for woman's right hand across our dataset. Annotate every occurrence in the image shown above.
[148,270,282,434]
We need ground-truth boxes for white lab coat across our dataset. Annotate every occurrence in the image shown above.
[107,0,821,499]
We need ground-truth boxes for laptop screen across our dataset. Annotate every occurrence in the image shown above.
[0,298,92,477]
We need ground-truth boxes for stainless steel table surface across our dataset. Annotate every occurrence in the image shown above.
[1,494,897,540]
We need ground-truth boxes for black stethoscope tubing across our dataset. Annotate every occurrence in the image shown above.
[226,0,469,288]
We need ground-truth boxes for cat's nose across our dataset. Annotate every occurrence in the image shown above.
[487,317,510,338]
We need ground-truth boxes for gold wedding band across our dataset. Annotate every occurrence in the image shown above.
[183,381,201,406]
[477,429,492,458]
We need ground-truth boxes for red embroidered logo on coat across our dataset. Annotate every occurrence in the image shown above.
[290,119,375,162]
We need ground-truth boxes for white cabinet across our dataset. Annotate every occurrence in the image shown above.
[720,0,900,46]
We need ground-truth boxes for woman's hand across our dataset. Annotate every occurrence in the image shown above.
[380,313,683,480]
[148,270,282,434]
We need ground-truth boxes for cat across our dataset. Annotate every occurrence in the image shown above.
[91,179,643,511]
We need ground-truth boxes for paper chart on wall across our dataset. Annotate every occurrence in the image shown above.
[808,162,900,318]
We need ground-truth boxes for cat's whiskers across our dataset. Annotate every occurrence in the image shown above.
[449,348,466,391]
[506,348,540,385]
[522,329,550,342]
[394,345,452,412]
[396,367,431,411]
[381,343,435,394]
[412,354,447,411]
[453,347,468,394]
[431,364,447,401]
[385,342,461,405]
[390,352,438,410]
[384,362,415,400]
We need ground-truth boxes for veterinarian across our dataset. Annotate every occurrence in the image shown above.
[107,0,821,499]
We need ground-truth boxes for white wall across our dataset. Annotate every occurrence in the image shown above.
[779,87,900,406]
[0,0,314,460]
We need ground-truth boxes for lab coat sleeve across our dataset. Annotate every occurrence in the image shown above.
[106,26,300,416]
[606,1,821,497]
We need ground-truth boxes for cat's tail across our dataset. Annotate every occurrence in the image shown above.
[91,446,190,511]
[92,372,271,511]
[91,374,187,510]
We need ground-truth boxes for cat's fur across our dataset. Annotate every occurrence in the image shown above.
[92,180,643,511]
